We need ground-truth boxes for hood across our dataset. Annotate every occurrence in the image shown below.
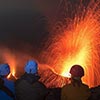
[21,73,40,84]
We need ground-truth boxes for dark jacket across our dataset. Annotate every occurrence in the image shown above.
[15,73,48,100]
[61,83,90,100]
[89,86,100,100]
[45,88,61,100]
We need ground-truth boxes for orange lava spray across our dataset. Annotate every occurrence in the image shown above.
[41,0,100,88]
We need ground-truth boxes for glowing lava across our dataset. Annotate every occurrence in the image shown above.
[41,0,100,88]
[0,0,100,88]
[60,0,100,88]
[0,48,32,80]
[1,49,17,79]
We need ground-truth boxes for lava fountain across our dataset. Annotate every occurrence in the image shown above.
[40,0,100,88]
[0,0,100,88]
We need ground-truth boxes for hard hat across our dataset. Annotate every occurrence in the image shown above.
[24,60,38,74]
[70,65,84,77]
[0,64,10,76]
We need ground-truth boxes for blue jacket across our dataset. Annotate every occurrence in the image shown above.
[0,78,15,100]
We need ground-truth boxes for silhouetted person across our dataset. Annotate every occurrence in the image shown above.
[61,65,90,100]
[0,64,15,100]
[15,60,48,100]
[89,85,100,100]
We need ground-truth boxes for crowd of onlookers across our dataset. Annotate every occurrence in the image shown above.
[0,60,100,100]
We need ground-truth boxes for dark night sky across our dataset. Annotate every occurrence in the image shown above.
[0,0,92,70]
[0,0,49,53]
[0,0,90,54]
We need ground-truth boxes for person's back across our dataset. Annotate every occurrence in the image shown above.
[15,60,48,100]
[61,65,90,100]
[0,64,15,100]
[61,83,90,100]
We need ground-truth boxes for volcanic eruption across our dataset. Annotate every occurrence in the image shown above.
[0,0,100,88]
[40,0,100,88]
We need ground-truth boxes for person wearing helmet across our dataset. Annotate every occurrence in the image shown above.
[61,65,91,100]
[0,64,15,100]
[15,60,48,100]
